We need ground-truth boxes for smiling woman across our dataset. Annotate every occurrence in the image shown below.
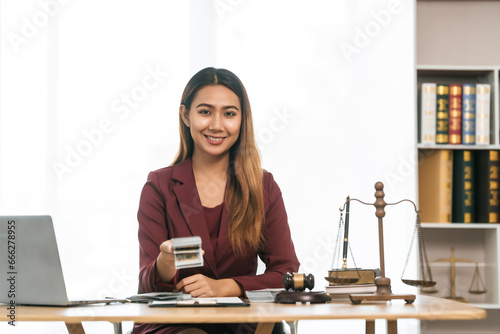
[134,67,300,334]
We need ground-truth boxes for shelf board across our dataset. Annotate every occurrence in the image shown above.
[421,223,500,229]
[417,144,500,150]
[429,263,487,267]
[417,64,500,72]
[471,303,500,310]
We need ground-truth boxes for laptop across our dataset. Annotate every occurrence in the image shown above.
[0,215,129,306]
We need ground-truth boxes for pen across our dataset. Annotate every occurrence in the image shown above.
[342,196,350,269]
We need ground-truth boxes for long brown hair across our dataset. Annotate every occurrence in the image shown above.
[173,67,264,255]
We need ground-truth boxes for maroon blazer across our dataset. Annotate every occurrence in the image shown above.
[133,158,299,334]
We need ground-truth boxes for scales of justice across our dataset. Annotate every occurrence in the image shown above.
[328,182,436,304]
[422,248,487,303]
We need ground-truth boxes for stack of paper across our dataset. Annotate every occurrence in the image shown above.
[246,288,284,303]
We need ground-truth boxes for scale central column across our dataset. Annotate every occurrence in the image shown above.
[349,181,418,304]
[374,182,391,295]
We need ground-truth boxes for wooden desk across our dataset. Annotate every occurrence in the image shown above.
[11,296,486,334]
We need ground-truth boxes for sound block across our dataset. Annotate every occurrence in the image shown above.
[275,291,331,304]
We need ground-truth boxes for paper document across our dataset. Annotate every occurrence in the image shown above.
[149,297,249,307]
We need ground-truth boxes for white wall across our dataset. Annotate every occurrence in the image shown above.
[0,0,418,333]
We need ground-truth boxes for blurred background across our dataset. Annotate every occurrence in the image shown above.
[0,0,417,332]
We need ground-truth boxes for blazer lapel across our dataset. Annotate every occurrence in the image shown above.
[171,159,218,277]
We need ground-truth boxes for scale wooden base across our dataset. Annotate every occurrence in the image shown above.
[349,277,415,304]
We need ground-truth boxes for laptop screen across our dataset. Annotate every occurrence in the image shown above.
[0,216,69,305]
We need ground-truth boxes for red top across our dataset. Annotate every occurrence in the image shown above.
[133,158,299,334]
[203,203,223,253]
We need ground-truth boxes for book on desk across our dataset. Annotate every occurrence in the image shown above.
[325,284,377,300]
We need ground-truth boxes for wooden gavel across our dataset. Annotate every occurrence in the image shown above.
[283,272,315,291]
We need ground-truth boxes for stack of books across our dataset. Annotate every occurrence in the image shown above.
[419,149,500,224]
[420,83,491,145]
[325,284,377,300]
[325,268,380,300]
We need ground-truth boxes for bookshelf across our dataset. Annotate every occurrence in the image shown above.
[416,1,500,333]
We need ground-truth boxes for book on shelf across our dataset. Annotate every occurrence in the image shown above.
[462,84,476,145]
[420,83,437,144]
[476,84,491,145]
[452,150,474,223]
[419,149,453,223]
[436,84,450,144]
[475,150,500,223]
[448,84,462,144]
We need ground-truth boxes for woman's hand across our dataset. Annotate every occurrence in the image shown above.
[174,274,243,298]
[156,240,177,283]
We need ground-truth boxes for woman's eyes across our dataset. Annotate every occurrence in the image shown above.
[197,110,237,117]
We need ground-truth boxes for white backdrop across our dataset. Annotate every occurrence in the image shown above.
[0,0,418,333]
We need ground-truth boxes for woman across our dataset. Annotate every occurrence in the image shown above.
[133,67,299,334]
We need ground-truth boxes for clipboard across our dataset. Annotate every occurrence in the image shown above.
[148,297,250,307]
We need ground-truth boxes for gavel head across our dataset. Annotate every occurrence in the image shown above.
[283,272,315,291]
